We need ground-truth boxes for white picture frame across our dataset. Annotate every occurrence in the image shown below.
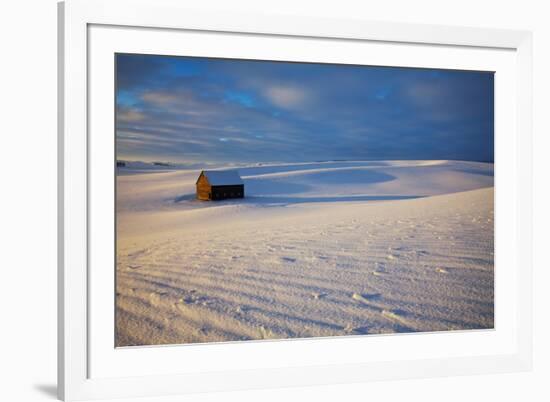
[58,0,533,400]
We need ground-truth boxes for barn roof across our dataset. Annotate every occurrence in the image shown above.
[200,170,244,185]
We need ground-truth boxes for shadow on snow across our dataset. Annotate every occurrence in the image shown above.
[173,169,408,206]
[174,193,423,207]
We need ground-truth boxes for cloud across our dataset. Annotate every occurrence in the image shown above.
[141,92,180,105]
[263,86,309,109]
[115,54,494,163]
[117,108,146,123]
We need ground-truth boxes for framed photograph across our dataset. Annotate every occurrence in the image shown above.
[58,0,533,400]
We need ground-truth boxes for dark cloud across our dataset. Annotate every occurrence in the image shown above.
[116,54,494,163]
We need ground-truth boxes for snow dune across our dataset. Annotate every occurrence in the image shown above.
[116,160,494,346]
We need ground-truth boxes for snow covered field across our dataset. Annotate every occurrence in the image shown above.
[116,160,494,347]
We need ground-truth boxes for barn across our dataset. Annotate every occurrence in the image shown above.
[196,170,245,201]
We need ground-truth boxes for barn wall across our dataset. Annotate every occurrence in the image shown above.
[195,173,245,200]
[211,185,244,200]
[196,174,212,200]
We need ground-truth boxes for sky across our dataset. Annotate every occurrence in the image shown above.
[116,53,494,164]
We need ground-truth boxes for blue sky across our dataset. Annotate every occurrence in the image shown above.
[116,54,494,163]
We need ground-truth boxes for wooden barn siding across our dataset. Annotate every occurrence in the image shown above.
[211,185,244,199]
[196,174,212,200]
[195,174,245,200]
